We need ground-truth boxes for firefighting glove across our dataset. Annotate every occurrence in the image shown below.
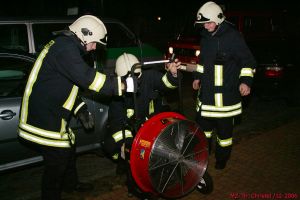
[77,107,94,131]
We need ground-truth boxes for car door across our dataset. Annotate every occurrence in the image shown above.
[0,52,109,171]
[0,53,41,171]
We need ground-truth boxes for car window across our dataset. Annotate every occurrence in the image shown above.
[0,56,32,98]
[0,24,29,52]
[32,23,71,52]
[33,22,137,51]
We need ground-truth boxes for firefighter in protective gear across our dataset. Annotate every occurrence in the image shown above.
[103,53,180,197]
[191,1,256,170]
[18,15,130,200]
[115,53,142,78]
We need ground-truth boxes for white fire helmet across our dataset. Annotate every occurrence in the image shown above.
[69,15,107,45]
[195,1,225,25]
[115,53,141,77]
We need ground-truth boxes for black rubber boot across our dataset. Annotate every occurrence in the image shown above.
[215,160,227,170]
[116,157,127,175]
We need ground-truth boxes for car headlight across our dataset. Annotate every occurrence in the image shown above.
[195,50,200,57]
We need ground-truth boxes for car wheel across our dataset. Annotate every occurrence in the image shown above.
[196,171,213,194]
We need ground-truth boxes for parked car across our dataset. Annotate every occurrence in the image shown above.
[0,17,164,73]
[165,11,299,103]
[0,17,164,172]
[0,51,112,171]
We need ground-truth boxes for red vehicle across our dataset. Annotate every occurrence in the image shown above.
[166,34,200,65]
[165,20,200,65]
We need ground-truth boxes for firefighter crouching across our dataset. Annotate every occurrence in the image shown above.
[103,53,180,198]
[18,15,134,200]
[190,1,256,170]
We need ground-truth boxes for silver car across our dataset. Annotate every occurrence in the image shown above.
[0,18,165,172]
[0,51,110,171]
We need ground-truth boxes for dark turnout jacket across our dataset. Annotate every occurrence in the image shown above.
[109,69,178,131]
[194,22,256,118]
[106,69,178,158]
[19,34,121,148]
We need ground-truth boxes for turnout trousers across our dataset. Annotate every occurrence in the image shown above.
[40,145,78,200]
[196,113,234,163]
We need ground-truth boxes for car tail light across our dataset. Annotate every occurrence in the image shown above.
[264,66,283,78]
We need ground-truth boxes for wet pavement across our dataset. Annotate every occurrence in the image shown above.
[1,93,300,200]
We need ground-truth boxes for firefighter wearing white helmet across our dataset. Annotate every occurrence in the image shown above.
[18,15,132,200]
[190,1,256,176]
[104,52,180,197]
[115,53,142,77]
[195,1,225,25]
[69,15,107,45]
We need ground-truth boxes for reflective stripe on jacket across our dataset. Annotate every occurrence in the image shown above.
[19,35,120,148]
[194,22,256,118]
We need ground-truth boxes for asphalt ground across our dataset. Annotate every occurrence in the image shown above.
[1,76,300,200]
[69,96,300,200]
[76,117,300,200]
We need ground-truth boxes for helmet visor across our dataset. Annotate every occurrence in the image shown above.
[195,13,211,24]
[99,34,108,45]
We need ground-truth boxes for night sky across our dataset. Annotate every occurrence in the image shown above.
[1,0,297,18]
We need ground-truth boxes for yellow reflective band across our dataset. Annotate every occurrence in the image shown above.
[215,93,223,107]
[240,68,254,77]
[60,119,67,135]
[127,109,134,118]
[20,40,55,123]
[162,74,176,89]
[63,85,78,111]
[88,72,106,92]
[117,76,122,96]
[196,98,202,112]
[112,130,133,142]
[19,129,71,148]
[214,65,223,86]
[74,102,85,115]
[19,122,70,140]
[217,137,233,147]
[149,100,154,115]
[196,64,204,73]
[201,109,242,118]
[202,102,242,112]
[204,131,212,138]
